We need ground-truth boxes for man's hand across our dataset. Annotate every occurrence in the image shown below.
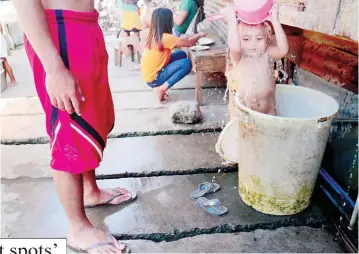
[46,65,84,115]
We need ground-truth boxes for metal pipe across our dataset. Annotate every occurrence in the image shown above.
[320,168,355,208]
[348,196,358,231]
[320,185,351,221]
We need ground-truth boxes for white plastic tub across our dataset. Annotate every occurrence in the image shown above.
[216,84,339,215]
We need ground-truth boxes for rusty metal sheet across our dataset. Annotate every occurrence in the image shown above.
[300,62,353,86]
[303,30,358,55]
[301,51,356,82]
[302,39,358,66]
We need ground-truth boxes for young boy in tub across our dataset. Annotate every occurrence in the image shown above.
[221,4,288,115]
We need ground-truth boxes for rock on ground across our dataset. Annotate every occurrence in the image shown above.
[169,101,202,124]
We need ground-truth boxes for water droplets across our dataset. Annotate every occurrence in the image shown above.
[275,59,288,84]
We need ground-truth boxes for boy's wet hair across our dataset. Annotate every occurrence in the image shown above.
[238,21,272,45]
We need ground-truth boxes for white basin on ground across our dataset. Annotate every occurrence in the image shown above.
[216,84,339,215]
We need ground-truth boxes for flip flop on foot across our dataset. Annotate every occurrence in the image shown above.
[84,187,137,208]
[67,233,131,253]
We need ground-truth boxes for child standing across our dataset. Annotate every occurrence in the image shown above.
[222,4,288,115]
[0,24,16,87]
[140,8,206,103]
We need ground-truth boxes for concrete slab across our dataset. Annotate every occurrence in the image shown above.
[1,173,324,238]
[0,48,36,98]
[0,53,155,98]
[1,37,226,98]
[98,133,224,177]
[120,227,342,253]
[1,133,225,179]
[0,88,227,116]
[107,64,205,92]
[1,105,229,143]
[112,88,227,111]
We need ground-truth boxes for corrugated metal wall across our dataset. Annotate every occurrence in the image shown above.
[299,31,358,93]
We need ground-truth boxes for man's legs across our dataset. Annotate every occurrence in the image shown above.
[54,171,127,253]
[24,9,133,253]
[82,170,132,207]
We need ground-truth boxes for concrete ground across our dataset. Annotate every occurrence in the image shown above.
[0,34,343,253]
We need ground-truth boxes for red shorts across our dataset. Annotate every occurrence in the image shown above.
[24,10,115,174]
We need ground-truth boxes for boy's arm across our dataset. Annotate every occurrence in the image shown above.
[220,5,241,63]
[267,5,289,59]
[12,0,83,115]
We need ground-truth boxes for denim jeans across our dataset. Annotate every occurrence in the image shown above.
[147,50,192,89]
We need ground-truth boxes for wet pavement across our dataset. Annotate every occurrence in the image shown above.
[1,133,226,179]
[0,88,227,116]
[119,227,342,253]
[0,34,344,252]
[1,173,324,238]
[1,105,228,144]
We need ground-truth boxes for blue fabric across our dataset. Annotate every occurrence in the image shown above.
[172,27,182,37]
[196,197,228,216]
[190,182,212,199]
[118,0,138,11]
[147,50,192,89]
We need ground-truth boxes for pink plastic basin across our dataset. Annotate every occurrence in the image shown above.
[208,0,274,25]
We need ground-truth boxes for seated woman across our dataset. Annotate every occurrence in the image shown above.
[118,0,142,36]
[173,0,204,36]
[140,8,206,103]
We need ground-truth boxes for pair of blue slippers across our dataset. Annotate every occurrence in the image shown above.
[190,182,228,216]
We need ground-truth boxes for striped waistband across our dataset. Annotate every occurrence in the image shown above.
[45,9,99,24]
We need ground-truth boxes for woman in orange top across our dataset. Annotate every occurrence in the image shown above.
[140,8,206,103]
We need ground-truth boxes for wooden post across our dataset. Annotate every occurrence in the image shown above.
[137,52,141,64]
[196,71,204,105]
[130,46,135,62]
[119,51,123,67]
[114,48,118,66]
